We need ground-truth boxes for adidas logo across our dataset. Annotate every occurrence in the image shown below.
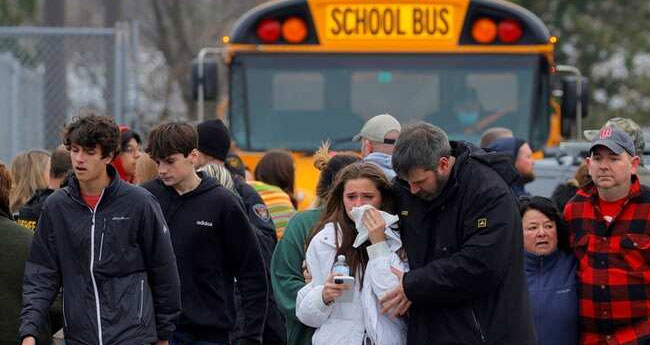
[196,220,213,227]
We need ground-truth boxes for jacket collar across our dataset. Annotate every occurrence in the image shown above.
[156,171,218,199]
[525,249,560,273]
[66,164,122,203]
[577,174,642,203]
[396,141,520,210]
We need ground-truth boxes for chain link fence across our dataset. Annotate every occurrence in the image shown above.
[0,23,139,164]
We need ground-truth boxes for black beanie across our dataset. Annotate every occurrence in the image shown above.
[197,119,230,161]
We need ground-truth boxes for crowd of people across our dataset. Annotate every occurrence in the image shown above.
[1,109,650,345]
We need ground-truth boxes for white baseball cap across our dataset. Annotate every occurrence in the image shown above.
[352,114,401,143]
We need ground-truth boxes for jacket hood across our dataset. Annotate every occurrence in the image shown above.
[486,137,526,160]
[462,141,522,187]
[393,141,520,208]
[364,152,396,179]
[365,152,393,170]
[153,171,219,199]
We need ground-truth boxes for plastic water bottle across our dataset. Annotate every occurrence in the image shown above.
[332,255,350,276]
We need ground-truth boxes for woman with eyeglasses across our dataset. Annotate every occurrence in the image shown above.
[520,196,578,345]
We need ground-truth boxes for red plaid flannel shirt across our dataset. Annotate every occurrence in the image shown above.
[564,177,650,345]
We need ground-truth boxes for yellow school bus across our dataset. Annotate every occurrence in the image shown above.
[195,0,573,209]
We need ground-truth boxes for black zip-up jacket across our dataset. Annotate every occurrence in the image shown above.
[142,175,268,344]
[395,141,536,345]
[15,188,55,231]
[20,165,181,345]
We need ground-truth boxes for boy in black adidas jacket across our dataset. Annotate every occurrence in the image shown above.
[142,122,268,345]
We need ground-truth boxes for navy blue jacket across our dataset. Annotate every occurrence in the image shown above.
[525,250,578,345]
[486,137,531,197]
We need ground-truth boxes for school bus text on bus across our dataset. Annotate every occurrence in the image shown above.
[326,5,453,39]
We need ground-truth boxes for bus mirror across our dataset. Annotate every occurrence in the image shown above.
[560,76,589,138]
[560,76,589,120]
[192,58,219,101]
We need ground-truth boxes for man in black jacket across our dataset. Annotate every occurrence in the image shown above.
[381,122,536,345]
[20,113,181,345]
[142,122,268,345]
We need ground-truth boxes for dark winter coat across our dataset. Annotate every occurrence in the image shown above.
[142,175,269,344]
[15,188,55,231]
[0,208,49,345]
[394,141,536,345]
[20,166,181,345]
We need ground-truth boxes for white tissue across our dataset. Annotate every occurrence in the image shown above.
[349,204,399,248]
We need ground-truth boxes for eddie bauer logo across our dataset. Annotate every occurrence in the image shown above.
[196,220,213,227]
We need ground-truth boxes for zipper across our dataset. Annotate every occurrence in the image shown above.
[98,229,105,261]
[471,308,487,343]
[89,189,106,345]
[62,288,67,328]
[138,279,144,320]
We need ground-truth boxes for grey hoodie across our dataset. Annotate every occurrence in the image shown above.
[364,152,396,180]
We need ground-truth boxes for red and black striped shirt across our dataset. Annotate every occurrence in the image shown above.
[564,177,650,345]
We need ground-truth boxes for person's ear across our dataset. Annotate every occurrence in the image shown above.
[437,157,450,175]
[630,155,641,174]
[189,149,200,164]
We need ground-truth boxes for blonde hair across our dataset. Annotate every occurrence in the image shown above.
[135,152,159,184]
[199,163,236,194]
[313,140,332,171]
[10,150,50,213]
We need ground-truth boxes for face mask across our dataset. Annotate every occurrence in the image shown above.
[457,111,479,125]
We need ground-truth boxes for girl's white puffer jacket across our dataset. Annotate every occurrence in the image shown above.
[296,222,408,345]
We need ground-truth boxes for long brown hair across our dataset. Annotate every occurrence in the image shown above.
[255,149,297,207]
[308,162,396,286]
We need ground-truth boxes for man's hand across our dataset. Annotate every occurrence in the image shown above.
[302,260,312,284]
[21,336,36,345]
[379,267,411,317]
[154,340,169,345]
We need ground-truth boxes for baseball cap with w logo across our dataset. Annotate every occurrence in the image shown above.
[589,126,636,156]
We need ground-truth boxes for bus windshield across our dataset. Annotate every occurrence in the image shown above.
[230,53,543,151]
